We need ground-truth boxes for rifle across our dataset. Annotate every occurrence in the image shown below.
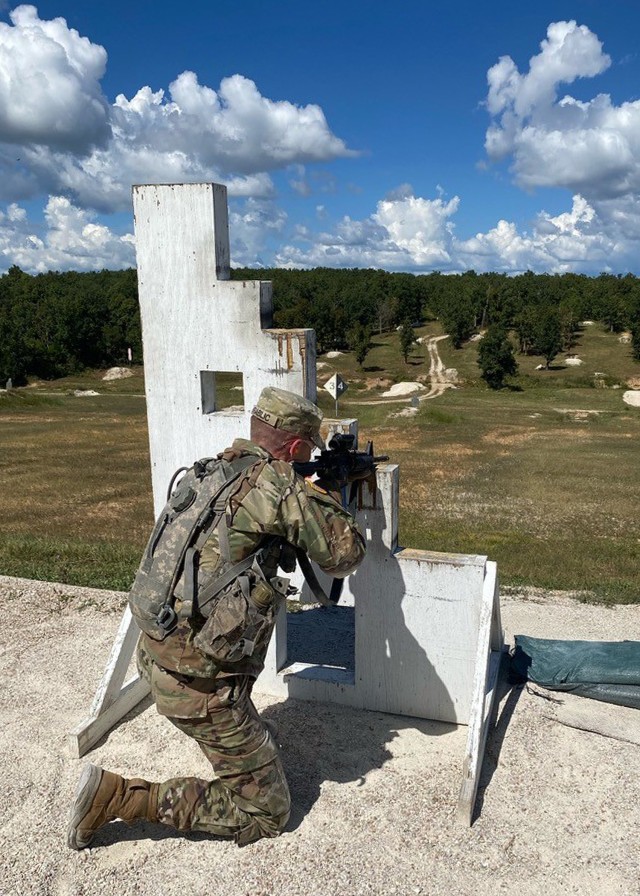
[292,432,388,489]
[292,433,389,605]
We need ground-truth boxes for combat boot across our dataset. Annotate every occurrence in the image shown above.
[67,763,159,850]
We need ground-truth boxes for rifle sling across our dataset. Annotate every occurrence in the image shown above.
[295,548,336,607]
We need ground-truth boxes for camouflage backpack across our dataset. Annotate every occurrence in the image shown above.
[128,453,286,649]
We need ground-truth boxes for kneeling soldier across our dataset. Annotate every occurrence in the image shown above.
[68,386,366,848]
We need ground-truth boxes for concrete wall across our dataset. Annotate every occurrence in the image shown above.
[133,182,500,727]
[133,182,316,515]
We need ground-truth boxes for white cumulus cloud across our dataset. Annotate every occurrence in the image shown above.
[229,198,288,267]
[0,197,135,272]
[483,21,640,200]
[0,7,355,212]
[374,194,459,266]
[275,190,459,269]
[273,187,640,275]
[0,5,110,151]
[455,195,622,273]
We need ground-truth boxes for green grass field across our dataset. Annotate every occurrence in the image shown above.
[1,322,639,602]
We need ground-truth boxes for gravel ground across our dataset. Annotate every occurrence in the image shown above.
[1,574,639,896]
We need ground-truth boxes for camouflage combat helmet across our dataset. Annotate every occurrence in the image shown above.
[252,386,324,449]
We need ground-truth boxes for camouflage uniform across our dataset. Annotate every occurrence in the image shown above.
[68,387,366,850]
[137,429,365,845]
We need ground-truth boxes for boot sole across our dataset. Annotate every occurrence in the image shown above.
[67,763,103,850]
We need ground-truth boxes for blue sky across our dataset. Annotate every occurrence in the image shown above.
[2,1,640,274]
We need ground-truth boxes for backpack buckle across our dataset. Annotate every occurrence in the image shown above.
[156,605,178,634]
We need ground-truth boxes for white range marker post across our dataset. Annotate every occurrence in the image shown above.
[324,372,348,417]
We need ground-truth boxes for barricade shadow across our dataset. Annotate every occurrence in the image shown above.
[472,654,524,822]
[261,697,458,832]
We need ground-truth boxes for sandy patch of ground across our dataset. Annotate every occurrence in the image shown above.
[481,428,538,447]
[381,382,426,398]
[1,576,639,896]
[623,390,640,407]
[553,408,604,423]
[365,377,393,390]
[389,406,419,418]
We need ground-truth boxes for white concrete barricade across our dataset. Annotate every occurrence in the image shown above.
[70,183,503,825]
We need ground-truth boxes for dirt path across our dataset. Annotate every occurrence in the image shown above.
[344,334,454,407]
[420,335,455,401]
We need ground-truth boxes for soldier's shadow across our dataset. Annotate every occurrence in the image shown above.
[261,698,455,832]
[94,698,453,847]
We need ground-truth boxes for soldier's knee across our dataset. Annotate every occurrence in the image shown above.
[238,767,291,844]
[235,807,290,846]
[272,807,290,834]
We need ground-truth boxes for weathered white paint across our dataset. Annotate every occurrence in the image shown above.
[132,182,316,515]
[257,465,499,725]
[456,561,503,822]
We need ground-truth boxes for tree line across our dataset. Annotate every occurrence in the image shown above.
[1,264,639,385]
[0,266,141,385]
[238,266,640,353]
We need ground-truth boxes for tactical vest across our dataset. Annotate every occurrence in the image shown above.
[129,454,290,663]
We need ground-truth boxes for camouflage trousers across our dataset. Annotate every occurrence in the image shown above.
[137,642,290,845]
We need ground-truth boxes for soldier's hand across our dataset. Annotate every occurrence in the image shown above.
[346,456,375,483]
[313,478,345,502]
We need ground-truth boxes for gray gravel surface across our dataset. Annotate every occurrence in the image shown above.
[1,575,639,896]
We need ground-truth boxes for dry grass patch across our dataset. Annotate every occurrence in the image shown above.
[363,426,423,453]
[3,338,640,601]
[481,427,539,447]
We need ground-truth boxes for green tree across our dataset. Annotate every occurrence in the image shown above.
[477,326,518,389]
[399,320,416,364]
[0,267,30,384]
[631,319,640,362]
[348,323,372,368]
[440,293,475,348]
[514,306,537,354]
[532,307,563,368]
[558,294,581,351]
[374,294,398,334]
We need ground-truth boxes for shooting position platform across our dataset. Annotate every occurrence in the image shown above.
[70,182,503,824]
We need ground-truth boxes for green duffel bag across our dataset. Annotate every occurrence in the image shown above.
[511,635,640,710]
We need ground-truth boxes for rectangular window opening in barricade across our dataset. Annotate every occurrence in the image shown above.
[200,370,245,414]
